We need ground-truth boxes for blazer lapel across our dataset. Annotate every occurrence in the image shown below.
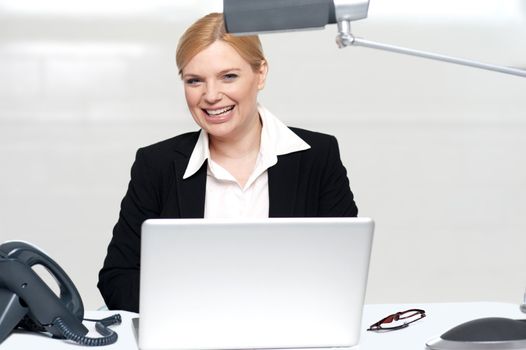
[268,152,301,217]
[171,132,207,218]
[173,160,206,218]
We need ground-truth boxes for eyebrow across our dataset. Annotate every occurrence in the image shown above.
[182,68,242,80]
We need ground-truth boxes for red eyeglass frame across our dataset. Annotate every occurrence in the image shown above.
[367,308,426,331]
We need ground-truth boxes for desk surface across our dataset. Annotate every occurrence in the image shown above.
[1,302,524,349]
[361,302,524,349]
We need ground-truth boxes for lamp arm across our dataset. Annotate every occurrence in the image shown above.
[336,20,526,78]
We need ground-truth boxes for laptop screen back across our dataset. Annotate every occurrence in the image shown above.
[139,217,374,350]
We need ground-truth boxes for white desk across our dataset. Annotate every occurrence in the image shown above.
[1,302,524,349]
[360,302,525,349]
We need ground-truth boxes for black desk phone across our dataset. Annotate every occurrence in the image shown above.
[0,240,121,346]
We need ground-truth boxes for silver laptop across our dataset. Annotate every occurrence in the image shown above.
[138,217,374,350]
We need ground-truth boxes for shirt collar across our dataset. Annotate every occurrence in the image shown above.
[183,103,310,179]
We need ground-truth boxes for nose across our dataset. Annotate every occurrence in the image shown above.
[203,82,222,104]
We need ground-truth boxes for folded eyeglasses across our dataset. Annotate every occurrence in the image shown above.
[367,308,426,331]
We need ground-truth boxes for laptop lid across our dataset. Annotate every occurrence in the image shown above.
[139,217,374,350]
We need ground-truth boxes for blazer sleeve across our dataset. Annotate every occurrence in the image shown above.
[318,135,358,217]
[97,148,161,313]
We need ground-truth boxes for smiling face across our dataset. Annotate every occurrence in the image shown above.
[181,40,267,143]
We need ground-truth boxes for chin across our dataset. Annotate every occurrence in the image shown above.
[203,124,237,139]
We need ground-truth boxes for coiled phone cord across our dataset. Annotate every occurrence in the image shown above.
[53,314,121,346]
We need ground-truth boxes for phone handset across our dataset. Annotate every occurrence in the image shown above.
[0,241,120,346]
[0,241,87,324]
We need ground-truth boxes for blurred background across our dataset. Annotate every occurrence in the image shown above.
[1,0,525,310]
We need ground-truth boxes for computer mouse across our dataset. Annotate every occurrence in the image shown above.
[426,317,526,350]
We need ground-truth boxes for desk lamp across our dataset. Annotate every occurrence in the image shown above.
[223,0,526,78]
[223,1,526,349]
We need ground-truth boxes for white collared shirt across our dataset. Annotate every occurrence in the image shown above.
[183,104,310,218]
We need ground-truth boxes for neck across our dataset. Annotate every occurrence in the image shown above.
[209,117,262,160]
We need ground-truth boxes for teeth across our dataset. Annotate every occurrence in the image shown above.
[206,106,233,116]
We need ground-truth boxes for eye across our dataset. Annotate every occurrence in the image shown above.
[223,73,238,81]
[185,77,201,85]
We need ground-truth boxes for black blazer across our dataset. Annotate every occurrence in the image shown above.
[98,127,358,312]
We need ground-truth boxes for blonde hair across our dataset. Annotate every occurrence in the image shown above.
[176,12,266,75]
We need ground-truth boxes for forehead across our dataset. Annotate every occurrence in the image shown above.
[182,40,251,75]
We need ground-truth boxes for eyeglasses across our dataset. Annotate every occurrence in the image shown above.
[367,309,426,331]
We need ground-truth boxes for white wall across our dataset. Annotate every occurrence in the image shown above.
[1,2,525,310]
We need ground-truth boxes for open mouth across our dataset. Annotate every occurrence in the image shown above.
[203,105,234,117]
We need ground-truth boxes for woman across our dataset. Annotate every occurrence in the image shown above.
[98,13,358,312]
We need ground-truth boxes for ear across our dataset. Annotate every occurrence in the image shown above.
[257,60,268,90]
